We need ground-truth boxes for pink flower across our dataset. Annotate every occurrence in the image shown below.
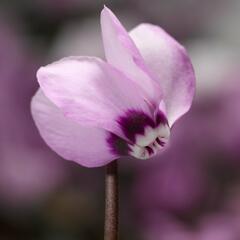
[31,7,195,167]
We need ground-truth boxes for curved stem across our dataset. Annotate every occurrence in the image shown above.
[104,160,119,240]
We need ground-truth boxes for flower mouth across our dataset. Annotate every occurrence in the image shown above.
[128,124,170,159]
[107,110,170,160]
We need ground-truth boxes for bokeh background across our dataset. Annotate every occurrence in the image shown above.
[0,0,240,239]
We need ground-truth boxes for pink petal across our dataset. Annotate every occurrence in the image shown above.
[37,56,152,138]
[100,6,162,108]
[130,24,195,126]
[31,90,117,167]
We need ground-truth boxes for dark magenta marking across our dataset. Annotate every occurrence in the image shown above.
[146,146,154,155]
[117,110,155,143]
[156,138,165,147]
[107,133,130,156]
[155,111,168,125]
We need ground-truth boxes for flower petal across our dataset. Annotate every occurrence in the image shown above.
[37,56,152,138]
[130,24,196,126]
[100,6,162,107]
[31,90,118,167]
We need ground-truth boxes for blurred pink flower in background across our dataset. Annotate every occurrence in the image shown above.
[140,213,197,240]
[0,149,65,207]
[0,15,66,208]
[198,213,240,240]
[133,155,207,214]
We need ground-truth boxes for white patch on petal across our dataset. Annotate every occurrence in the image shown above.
[151,139,162,151]
[135,126,158,147]
[157,124,170,139]
[129,123,170,160]
[129,144,149,160]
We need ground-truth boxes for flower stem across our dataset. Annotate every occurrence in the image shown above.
[104,160,119,240]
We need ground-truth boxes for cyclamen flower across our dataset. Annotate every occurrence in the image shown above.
[31,7,195,167]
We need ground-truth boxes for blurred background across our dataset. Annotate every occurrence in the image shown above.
[0,0,240,239]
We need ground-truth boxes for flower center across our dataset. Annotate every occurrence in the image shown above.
[128,124,170,159]
[107,110,170,160]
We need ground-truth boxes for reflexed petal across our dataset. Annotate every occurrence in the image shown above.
[31,90,117,167]
[100,6,162,107]
[130,24,195,126]
[37,56,152,138]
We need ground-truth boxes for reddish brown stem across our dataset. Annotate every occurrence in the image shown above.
[104,160,119,240]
